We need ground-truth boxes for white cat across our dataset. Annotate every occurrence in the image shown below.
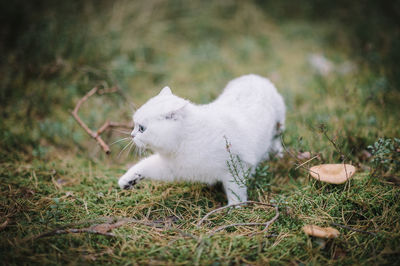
[118,74,285,206]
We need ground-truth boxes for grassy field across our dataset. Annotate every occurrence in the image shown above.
[1,1,400,265]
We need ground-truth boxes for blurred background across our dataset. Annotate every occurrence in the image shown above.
[1,0,399,163]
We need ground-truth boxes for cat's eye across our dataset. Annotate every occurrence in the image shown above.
[138,124,146,133]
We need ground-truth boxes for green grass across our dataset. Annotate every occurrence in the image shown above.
[1,1,400,265]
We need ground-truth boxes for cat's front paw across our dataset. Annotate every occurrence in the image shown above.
[118,173,144,190]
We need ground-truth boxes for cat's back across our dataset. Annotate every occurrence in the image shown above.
[214,74,284,114]
[203,74,285,165]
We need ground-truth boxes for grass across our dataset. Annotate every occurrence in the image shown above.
[1,0,400,265]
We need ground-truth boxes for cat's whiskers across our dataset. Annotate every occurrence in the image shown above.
[138,146,146,157]
[133,145,141,157]
[110,137,131,146]
[126,141,135,156]
[132,145,138,156]
[112,129,131,135]
[128,103,136,113]
[118,140,133,158]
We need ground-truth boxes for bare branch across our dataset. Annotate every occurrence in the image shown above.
[33,228,117,238]
[71,86,133,154]
[249,206,280,236]
[97,121,133,136]
[210,222,271,235]
[295,155,319,170]
[330,222,377,236]
[280,135,322,179]
[207,206,279,236]
[24,216,193,242]
[197,201,277,227]
[24,217,116,241]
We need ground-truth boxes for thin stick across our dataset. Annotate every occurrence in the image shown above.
[33,228,117,238]
[321,130,351,180]
[24,217,116,241]
[330,222,376,236]
[208,206,279,237]
[197,201,276,227]
[295,155,319,170]
[249,206,280,236]
[25,217,180,241]
[211,223,267,233]
[97,121,133,135]
[209,223,263,235]
[71,86,133,154]
[280,135,321,179]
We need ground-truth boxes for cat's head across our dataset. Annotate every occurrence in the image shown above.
[131,86,189,154]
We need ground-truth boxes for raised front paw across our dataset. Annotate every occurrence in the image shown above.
[118,173,145,190]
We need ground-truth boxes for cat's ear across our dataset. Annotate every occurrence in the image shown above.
[159,86,172,96]
[164,104,187,120]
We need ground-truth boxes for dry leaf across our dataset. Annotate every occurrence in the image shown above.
[309,164,356,184]
[91,220,127,234]
[0,219,9,231]
[359,150,372,161]
[57,179,67,185]
[297,151,311,160]
[302,225,340,238]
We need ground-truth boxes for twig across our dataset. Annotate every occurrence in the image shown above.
[32,228,117,238]
[168,228,199,240]
[97,121,132,136]
[209,223,267,236]
[330,222,377,236]
[71,86,132,154]
[280,135,321,179]
[197,201,277,227]
[295,155,319,170]
[25,216,191,242]
[24,217,116,241]
[320,130,351,180]
[207,206,279,237]
[249,206,280,236]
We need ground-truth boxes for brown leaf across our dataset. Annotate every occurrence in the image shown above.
[297,151,311,160]
[0,219,9,231]
[359,150,372,161]
[91,220,128,234]
[57,179,68,185]
[83,254,97,261]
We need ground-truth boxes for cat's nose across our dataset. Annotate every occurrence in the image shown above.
[131,132,135,138]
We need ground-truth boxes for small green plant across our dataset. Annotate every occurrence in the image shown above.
[253,165,273,193]
[224,137,279,201]
[1,1,400,264]
[368,138,400,176]
[224,136,252,201]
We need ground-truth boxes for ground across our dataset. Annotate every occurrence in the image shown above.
[1,1,400,265]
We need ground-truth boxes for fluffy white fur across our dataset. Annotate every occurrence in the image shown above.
[118,74,285,205]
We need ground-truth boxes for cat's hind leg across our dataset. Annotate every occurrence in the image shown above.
[270,137,284,158]
[118,154,172,189]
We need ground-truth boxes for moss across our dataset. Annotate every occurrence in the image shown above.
[1,0,399,265]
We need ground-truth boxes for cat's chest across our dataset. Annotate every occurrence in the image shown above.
[165,151,226,179]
